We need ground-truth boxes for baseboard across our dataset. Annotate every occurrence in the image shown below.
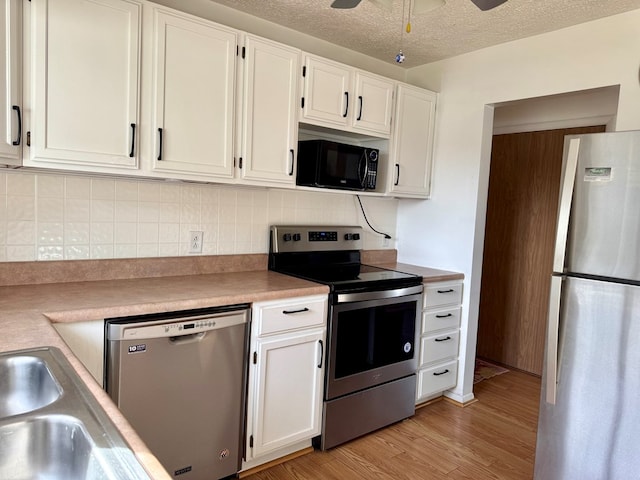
[238,447,314,478]
[443,394,478,407]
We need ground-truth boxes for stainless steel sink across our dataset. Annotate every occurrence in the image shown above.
[0,415,103,479]
[0,355,62,417]
[0,347,151,480]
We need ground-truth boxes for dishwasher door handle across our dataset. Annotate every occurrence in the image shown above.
[169,332,206,344]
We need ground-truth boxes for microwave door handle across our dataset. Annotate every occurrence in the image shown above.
[358,152,367,188]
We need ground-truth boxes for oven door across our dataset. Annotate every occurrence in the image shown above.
[325,289,421,400]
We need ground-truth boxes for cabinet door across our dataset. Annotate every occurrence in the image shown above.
[248,329,324,458]
[301,55,351,128]
[352,71,393,137]
[0,0,21,165]
[151,8,236,179]
[28,0,141,169]
[388,84,437,198]
[239,35,299,185]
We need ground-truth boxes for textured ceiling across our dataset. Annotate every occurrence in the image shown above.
[207,0,640,68]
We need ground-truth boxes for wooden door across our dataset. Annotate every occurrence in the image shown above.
[477,125,605,375]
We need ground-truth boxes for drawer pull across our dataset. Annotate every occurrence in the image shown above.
[437,289,455,294]
[433,369,450,376]
[282,307,310,315]
[435,313,453,318]
[434,336,452,342]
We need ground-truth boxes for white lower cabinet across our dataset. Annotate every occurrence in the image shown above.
[416,280,463,403]
[243,294,327,471]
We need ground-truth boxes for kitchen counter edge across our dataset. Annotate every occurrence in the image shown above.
[0,270,329,480]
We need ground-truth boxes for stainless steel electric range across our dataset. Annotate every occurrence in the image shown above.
[269,225,423,450]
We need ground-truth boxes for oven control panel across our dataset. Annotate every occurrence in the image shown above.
[270,225,363,253]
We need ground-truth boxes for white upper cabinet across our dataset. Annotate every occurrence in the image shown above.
[25,0,142,171]
[301,55,351,129]
[352,71,393,136]
[0,0,22,166]
[387,83,437,198]
[301,54,393,138]
[150,7,237,179]
[238,35,300,186]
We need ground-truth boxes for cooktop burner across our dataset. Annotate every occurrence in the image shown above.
[268,225,422,293]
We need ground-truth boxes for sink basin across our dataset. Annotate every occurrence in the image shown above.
[0,347,151,479]
[0,415,110,479]
[0,355,62,417]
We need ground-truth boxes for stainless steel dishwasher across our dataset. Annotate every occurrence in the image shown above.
[104,304,250,480]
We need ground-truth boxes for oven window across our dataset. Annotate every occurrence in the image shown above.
[334,301,416,379]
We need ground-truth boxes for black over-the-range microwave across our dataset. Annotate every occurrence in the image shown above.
[296,140,379,191]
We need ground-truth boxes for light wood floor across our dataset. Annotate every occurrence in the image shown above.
[244,369,541,480]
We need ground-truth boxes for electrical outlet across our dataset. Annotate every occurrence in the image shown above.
[189,231,203,253]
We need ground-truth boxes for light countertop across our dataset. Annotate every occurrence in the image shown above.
[0,253,461,479]
[0,269,329,480]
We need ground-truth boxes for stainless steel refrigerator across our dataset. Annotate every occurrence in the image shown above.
[534,130,640,479]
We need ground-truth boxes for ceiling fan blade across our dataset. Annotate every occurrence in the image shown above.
[469,0,508,10]
[331,0,363,8]
[413,0,446,14]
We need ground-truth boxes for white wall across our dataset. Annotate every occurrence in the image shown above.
[0,170,397,262]
[399,9,640,403]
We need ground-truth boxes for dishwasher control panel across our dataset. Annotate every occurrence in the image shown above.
[105,307,250,342]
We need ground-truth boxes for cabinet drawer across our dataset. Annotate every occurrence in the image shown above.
[417,360,457,400]
[256,296,327,336]
[423,282,463,308]
[422,306,461,334]
[419,330,459,366]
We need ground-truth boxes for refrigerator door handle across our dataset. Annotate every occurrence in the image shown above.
[545,275,563,405]
[552,137,581,273]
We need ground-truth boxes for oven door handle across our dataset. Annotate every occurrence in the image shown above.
[336,284,423,303]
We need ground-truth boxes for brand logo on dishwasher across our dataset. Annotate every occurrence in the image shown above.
[128,344,146,354]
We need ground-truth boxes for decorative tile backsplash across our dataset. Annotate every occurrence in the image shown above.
[0,171,398,262]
